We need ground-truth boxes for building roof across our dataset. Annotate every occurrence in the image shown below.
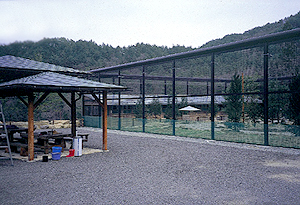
[0,72,126,97]
[85,94,225,106]
[179,106,200,111]
[0,55,88,82]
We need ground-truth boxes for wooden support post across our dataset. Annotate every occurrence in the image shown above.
[28,93,35,161]
[102,91,108,150]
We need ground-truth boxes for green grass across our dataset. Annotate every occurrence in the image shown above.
[84,116,300,149]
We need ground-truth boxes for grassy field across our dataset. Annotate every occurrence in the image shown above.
[84,116,300,149]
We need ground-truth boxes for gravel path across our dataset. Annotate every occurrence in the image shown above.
[1,127,300,204]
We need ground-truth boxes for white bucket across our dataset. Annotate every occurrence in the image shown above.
[73,137,82,157]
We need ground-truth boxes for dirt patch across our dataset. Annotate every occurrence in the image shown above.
[7,120,82,129]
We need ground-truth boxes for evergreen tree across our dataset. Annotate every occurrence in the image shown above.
[289,75,300,126]
[225,73,243,123]
[148,98,162,118]
[133,99,143,119]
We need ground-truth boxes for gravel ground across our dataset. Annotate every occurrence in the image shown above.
[1,127,300,204]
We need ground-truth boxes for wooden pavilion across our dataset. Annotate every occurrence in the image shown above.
[0,55,126,161]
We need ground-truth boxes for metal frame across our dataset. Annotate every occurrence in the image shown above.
[89,28,300,145]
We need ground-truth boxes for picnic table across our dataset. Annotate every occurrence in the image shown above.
[0,124,28,142]
[19,131,72,154]
[6,129,89,155]
[36,133,72,154]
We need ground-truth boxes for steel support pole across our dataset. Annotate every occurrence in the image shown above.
[164,80,167,95]
[263,44,269,146]
[82,94,85,119]
[71,92,76,137]
[99,94,102,128]
[28,93,35,161]
[142,66,146,132]
[98,74,102,128]
[186,81,189,95]
[211,53,215,140]
[118,70,121,130]
[102,91,108,150]
[172,60,176,135]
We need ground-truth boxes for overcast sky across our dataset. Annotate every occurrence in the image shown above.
[1,0,299,48]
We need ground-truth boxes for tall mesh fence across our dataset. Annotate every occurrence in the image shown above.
[84,37,300,149]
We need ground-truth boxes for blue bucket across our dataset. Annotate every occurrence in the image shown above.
[52,146,62,153]
[52,147,62,160]
[52,152,61,160]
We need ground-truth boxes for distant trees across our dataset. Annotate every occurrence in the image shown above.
[288,75,300,126]
[164,97,188,119]
[225,73,243,123]
[148,98,162,118]
[1,93,81,122]
[0,38,194,72]
[133,99,143,119]
[1,97,27,121]
[1,11,299,123]
[133,97,188,120]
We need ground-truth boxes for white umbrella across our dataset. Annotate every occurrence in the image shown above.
[179,106,200,111]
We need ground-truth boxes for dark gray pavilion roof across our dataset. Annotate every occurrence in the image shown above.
[0,55,87,73]
[0,72,126,97]
[0,55,88,82]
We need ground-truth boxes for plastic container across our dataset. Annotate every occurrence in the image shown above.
[52,152,61,160]
[66,149,75,157]
[73,137,82,157]
[52,146,62,160]
[42,156,48,162]
[52,146,62,153]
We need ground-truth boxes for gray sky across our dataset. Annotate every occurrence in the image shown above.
[1,0,299,48]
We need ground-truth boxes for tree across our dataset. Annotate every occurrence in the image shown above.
[1,97,27,121]
[163,97,186,119]
[133,99,143,119]
[244,97,263,124]
[225,73,243,123]
[287,75,300,136]
[268,81,289,123]
[148,98,162,118]
[244,76,263,125]
[163,98,173,119]
[288,75,300,125]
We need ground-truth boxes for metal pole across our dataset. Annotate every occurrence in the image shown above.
[172,60,176,135]
[263,44,269,146]
[211,53,215,140]
[118,70,121,130]
[242,72,245,123]
[142,66,146,132]
[71,92,76,137]
[98,74,101,128]
[164,80,167,95]
[207,81,209,95]
[81,94,85,118]
[186,81,189,95]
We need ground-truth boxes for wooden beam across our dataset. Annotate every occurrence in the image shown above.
[102,91,108,150]
[34,91,50,109]
[91,93,104,108]
[58,93,71,108]
[28,93,35,161]
[17,96,28,107]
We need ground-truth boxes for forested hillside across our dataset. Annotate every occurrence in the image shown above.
[0,12,299,71]
[0,11,299,121]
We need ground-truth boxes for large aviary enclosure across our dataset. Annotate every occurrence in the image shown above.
[84,28,300,149]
